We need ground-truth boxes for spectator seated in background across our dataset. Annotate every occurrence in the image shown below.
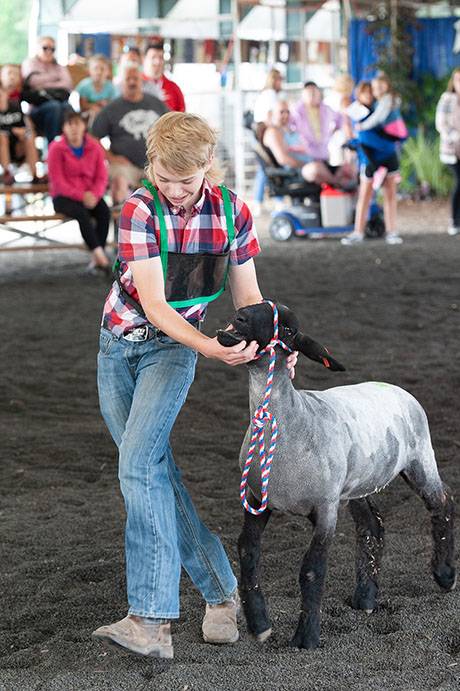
[0,64,41,185]
[75,54,116,127]
[91,63,168,205]
[113,45,142,91]
[48,110,111,272]
[291,81,355,188]
[21,36,73,143]
[2,64,22,101]
[142,38,185,112]
[251,68,285,215]
[262,100,316,182]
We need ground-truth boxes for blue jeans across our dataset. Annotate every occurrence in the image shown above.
[30,100,70,142]
[97,328,237,619]
[253,163,267,204]
[253,162,283,205]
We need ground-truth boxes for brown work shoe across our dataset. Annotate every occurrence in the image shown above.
[202,591,239,644]
[92,615,173,658]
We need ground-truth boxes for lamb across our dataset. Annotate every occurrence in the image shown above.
[217,301,456,650]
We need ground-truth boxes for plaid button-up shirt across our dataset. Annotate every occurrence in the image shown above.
[102,180,261,336]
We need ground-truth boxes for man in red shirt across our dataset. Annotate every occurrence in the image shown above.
[142,39,185,112]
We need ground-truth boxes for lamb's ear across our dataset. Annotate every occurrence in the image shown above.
[276,303,300,349]
[293,332,346,371]
[276,303,300,332]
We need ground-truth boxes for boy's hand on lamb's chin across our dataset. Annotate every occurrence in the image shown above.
[201,337,259,366]
[286,351,298,380]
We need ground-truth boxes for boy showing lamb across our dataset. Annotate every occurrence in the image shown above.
[92,113,296,659]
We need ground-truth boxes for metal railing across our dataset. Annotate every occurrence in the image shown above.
[183,85,303,197]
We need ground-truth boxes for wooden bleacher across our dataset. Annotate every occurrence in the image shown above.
[0,183,69,250]
[0,183,119,251]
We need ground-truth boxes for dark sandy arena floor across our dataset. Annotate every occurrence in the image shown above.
[1,223,460,691]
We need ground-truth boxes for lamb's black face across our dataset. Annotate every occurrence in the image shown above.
[216,302,300,352]
[217,301,346,372]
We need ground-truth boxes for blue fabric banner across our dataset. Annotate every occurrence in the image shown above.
[76,34,112,59]
[349,17,460,83]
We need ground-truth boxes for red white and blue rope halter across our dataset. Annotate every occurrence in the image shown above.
[240,300,292,515]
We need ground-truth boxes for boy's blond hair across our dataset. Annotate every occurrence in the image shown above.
[145,112,224,185]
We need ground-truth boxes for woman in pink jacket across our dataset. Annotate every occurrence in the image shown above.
[48,110,111,272]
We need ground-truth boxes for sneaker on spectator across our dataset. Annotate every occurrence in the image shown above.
[341,232,364,246]
[86,262,112,277]
[385,232,403,245]
[202,590,239,644]
[447,225,460,236]
[92,615,173,658]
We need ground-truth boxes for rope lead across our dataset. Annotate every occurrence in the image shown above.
[240,300,292,515]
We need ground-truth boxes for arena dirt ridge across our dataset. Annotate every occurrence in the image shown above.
[1,214,459,690]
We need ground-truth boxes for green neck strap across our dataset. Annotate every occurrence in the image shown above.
[142,178,169,277]
[141,178,236,282]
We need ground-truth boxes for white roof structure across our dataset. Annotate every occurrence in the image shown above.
[237,4,286,42]
[31,0,346,194]
[305,0,341,42]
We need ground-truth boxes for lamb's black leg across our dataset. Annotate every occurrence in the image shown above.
[349,497,384,613]
[290,502,338,650]
[238,501,272,641]
[401,467,456,592]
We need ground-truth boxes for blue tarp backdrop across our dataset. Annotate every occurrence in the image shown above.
[76,34,111,58]
[349,17,460,83]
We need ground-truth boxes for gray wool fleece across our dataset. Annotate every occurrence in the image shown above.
[242,355,441,517]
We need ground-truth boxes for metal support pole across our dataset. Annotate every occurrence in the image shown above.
[268,6,276,66]
[28,0,40,57]
[390,0,398,62]
[300,7,307,82]
[232,0,245,195]
[341,0,352,74]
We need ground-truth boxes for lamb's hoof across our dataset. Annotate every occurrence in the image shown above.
[290,613,320,650]
[253,627,272,643]
[352,581,378,613]
[352,600,376,614]
[434,566,457,592]
[289,635,320,650]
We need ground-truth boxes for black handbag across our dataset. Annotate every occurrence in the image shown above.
[22,73,70,106]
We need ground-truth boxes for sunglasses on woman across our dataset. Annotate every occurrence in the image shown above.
[41,45,55,52]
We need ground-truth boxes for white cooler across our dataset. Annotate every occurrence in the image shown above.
[320,187,355,227]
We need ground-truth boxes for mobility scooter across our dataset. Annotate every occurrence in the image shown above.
[252,137,385,242]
